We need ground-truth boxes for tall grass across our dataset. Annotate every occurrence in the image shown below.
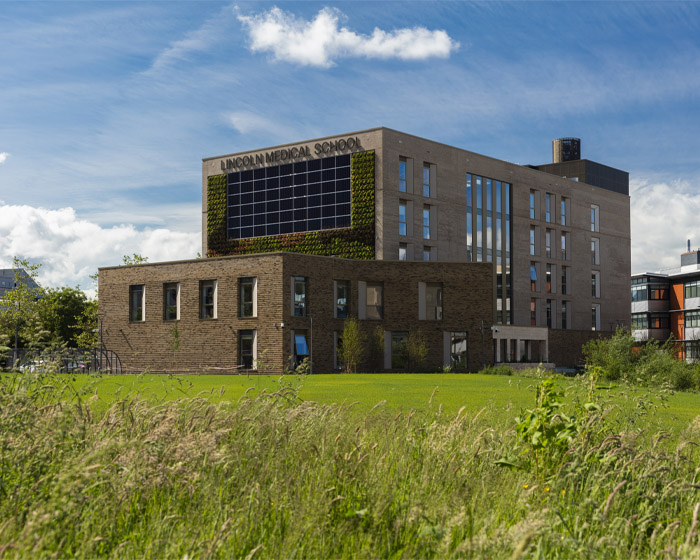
[1,370,700,558]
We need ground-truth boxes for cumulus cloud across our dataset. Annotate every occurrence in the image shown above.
[0,204,200,296]
[630,177,700,274]
[237,6,459,67]
[0,152,8,164]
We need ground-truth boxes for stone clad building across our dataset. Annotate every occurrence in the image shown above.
[100,127,631,373]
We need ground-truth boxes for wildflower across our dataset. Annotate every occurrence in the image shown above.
[545,487,550,492]
[561,490,565,495]
[523,484,529,489]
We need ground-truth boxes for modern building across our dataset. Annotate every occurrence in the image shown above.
[100,127,631,373]
[0,269,40,299]
[631,246,700,361]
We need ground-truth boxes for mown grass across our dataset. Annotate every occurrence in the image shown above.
[2,371,700,558]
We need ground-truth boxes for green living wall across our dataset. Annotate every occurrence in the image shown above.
[207,150,375,259]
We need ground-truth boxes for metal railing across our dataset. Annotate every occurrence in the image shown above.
[5,347,122,374]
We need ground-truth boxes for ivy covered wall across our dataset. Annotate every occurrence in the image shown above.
[207,150,375,259]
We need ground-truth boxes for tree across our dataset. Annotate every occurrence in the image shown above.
[37,286,90,347]
[340,316,364,374]
[0,257,43,365]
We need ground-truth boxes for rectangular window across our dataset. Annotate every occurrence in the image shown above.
[530,298,537,326]
[129,285,145,322]
[546,299,553,328]
[561,232,568,260]
[239,277,257,317]
[592,271,600,298]
[685,280,700,299]
[366,282,384,320]
[591,238,600,265]
[561,266,568,295]
[423,205,431,239]
[466,174,473,261]
[450,332,468,370]
[163,282,179,321]
[686,341,700,362]
[422,163,431,197]
[335,280,349,319]
[200,280,217,319]
[529,226,537,255]
[293,276,307,317]
[561,301,568,329]
[399,201,407,236]
[423,247,431,261]
[334,331,343,370]
[592,304,601,331]
[293,330,309,366]
[476,177,482,261]
[591,204,600,232]
[560,197,568,226]
[399,157,407,193]
[239,329,256,369]
[399,243,407,261]
[391,332,409,369]
[425,283,443,320]
[545,193,552,223]
[529,190,536,219]
[530,262,538,292]
[687,310,700,328]
[545,228,552,258]
[546,263,552,293]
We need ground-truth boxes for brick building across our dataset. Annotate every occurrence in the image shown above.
[99,127,631,372]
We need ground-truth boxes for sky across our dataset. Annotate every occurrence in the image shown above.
[1,1,700,295]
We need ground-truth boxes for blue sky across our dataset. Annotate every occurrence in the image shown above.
[1,1,699,292]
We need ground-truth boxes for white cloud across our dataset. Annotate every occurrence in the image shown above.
[0,152,8,164]
[237,6,459,67]
[225,111,298,139]
[630,177,700,274]
[0,204,200,296]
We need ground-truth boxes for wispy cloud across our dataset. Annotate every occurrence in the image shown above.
[0,204,200,295]
[237,6,459,67]
[225,111,298,139]
[0,153,8,164]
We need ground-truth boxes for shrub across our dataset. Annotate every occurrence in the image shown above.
[480,364,514,376]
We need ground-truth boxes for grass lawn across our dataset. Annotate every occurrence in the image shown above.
[67,371,700,435]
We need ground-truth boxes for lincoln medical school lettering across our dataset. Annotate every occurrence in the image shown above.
[220,137,361,171]
[227,153,353,240]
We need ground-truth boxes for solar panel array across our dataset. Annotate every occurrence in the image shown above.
[227,153,352,239]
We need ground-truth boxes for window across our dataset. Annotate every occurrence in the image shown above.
[334,331,343,370]
[530,262,538,292]
[200,280,217,319]
[561,266,569,295]
[399,157,408,193]
[294,330,309,364]
[335,280,349,319]
[450,332,468,370]
[546,264,552,293]
[591,238,600,265]
[685,280,700,299]
[560,197,568,226]
[592,271,600,298]
[592,304,601,331]
[545,228,552,258]
[423,205,431,239]
[546,299,553,328]
[391,332,409,369]
[529,226,537,255]
[530,298,537,326]
[293,276,307,317]
[561,301,568,329]
[545,193,553,223]
[632,281,669,302]
[425,283,443,320]
[129,285,145,322]
[591,204,600,232]
[466,174,473,261]
[686,310,700,328]
[399,243,407,261]
[423,247,431,261]
[561,232,568,260]
[399,201,407,236]
[366,283,383,320]
[529,190,536,219]
[422,163,431,197]
[239,329,256,369]
[686,341,700,362]
[239,277,257,317]
[631,313,647,330]
[163,283,179,321]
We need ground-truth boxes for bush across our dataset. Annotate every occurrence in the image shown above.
[480,364,514,376]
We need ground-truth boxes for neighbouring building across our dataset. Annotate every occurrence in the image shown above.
[100,128,631,372]
[631,245,700,361]
[0,269,40,299]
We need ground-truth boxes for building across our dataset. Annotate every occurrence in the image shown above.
[631,246,700,361]
[100,127,631,373]
[0,269,40,299]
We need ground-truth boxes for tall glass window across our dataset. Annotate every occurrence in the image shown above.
[163,283,179,321]
[399,201,407,236]
[561,232,567,260]
[239,330,256,369]
[423,205,430,239]
[366,283,383,320]
[335,280,349,319]
[545,229,552,258]
[529,190,536,219]
[476,177,483,261]
[591,238,600,265]
[546,299,553,328]
[560,197,567,226]
[422,164,431,197]
[200,280,217,320]
[450,332,467,370]
[239,277,256,317]
[561,267,568,295]
[293,276,307,317]
[561,301,568,329]
[531,298,537,326]
[545,193,552,222]
[530,226,536,255]
[591,204,600,232]
[425,283,443,320]
[546,264,552,293]
[486,178,493,262]
[399,157,407,193]
[130,285,145,322]
[399,243,407,261]
[530,263,537,292]
[466,174,473,261]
